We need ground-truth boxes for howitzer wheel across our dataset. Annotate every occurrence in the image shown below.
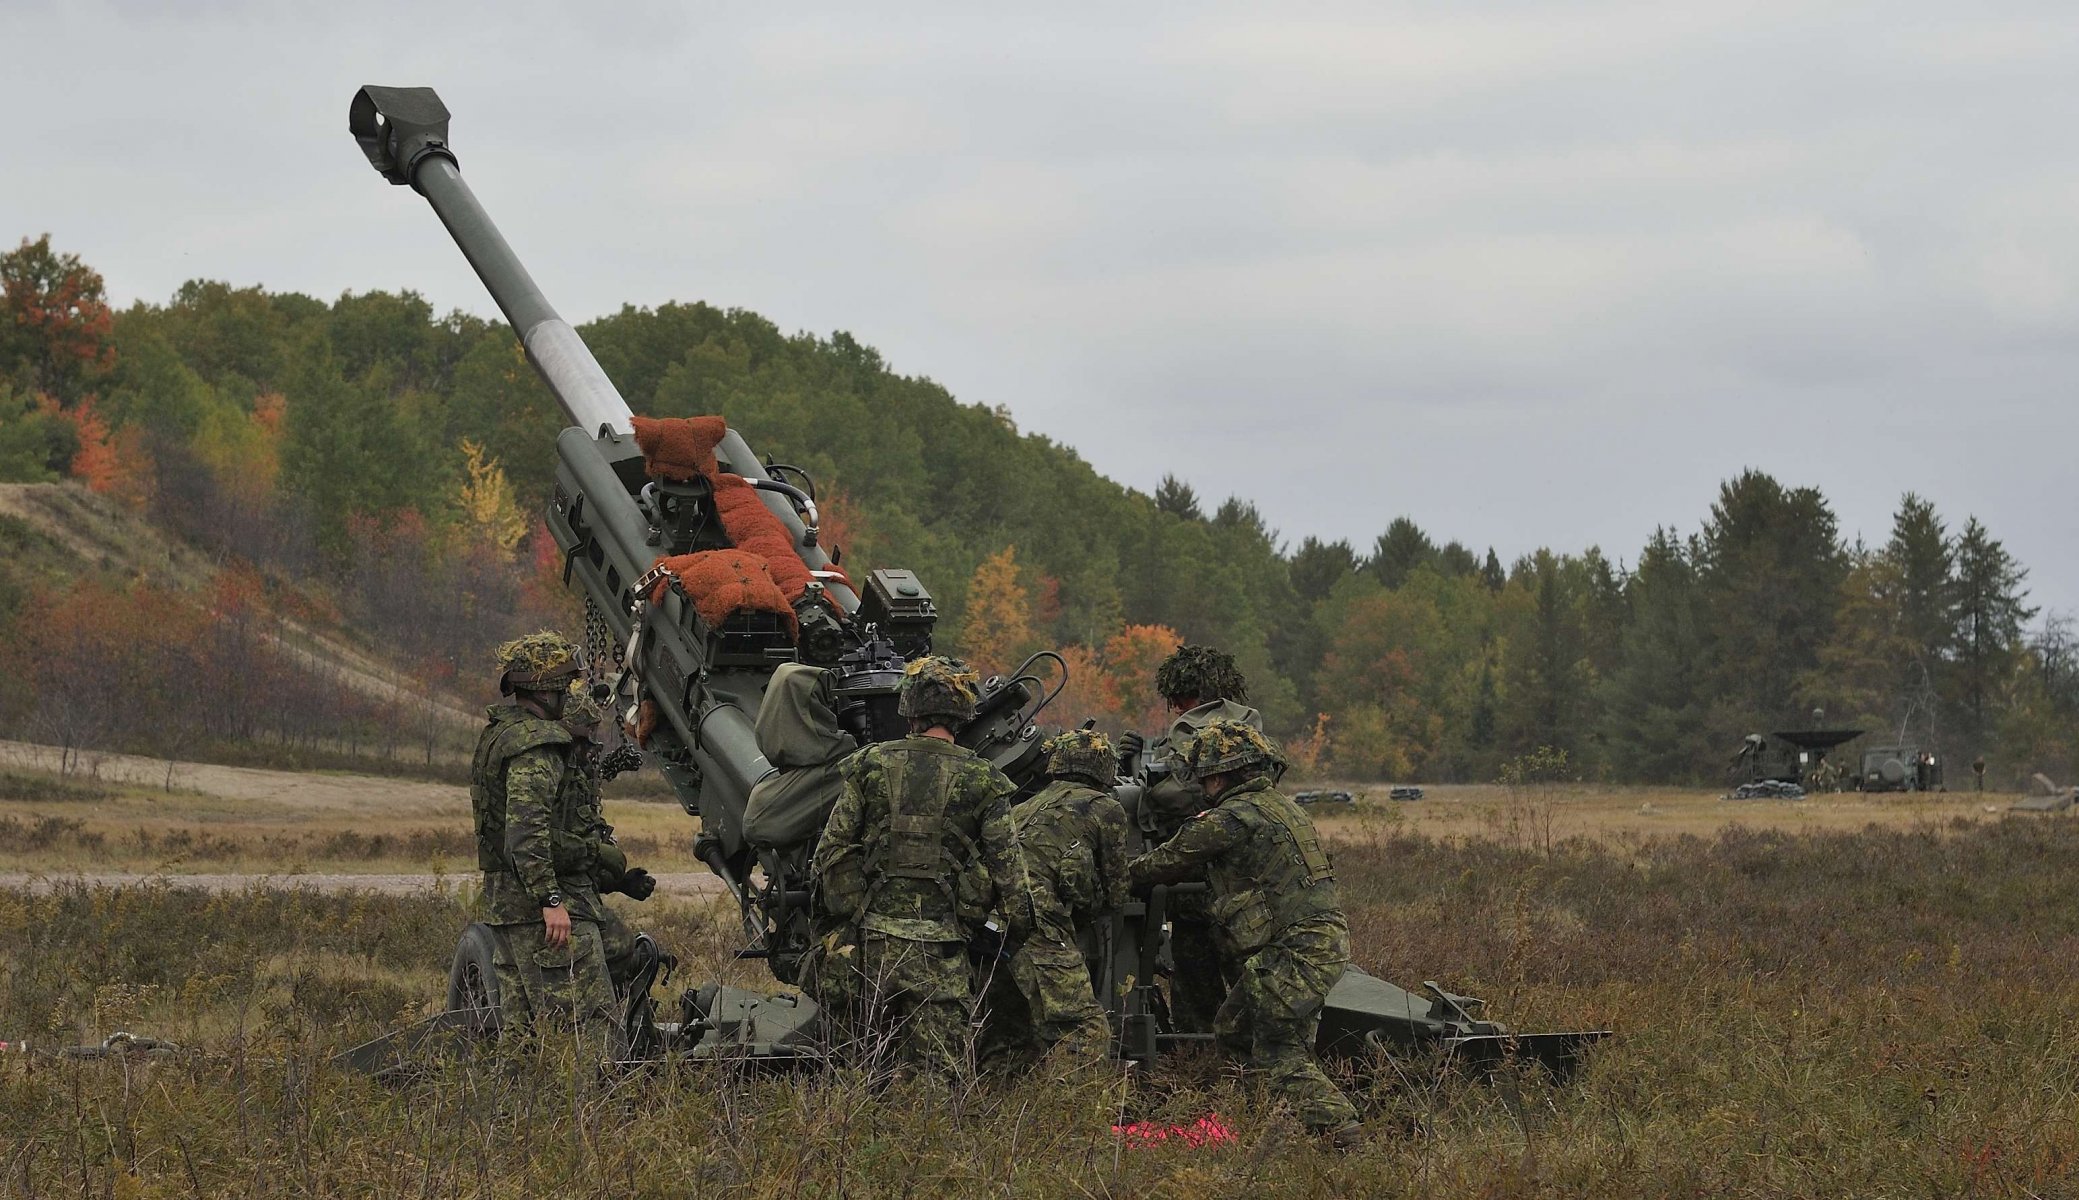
[446,922,502,1033]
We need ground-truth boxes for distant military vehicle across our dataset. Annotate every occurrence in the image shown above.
[1728,728,1863,791]
[1293,789,1356,807]
[1856,745,1942,793]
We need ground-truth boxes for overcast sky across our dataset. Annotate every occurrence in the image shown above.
[5,1,2075,617]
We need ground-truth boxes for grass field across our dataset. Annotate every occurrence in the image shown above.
[3,767,2078,1196]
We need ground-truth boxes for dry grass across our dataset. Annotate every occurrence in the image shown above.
[5,798,2079,1196]
[1306,778,2035,842]
[0,758,699,876]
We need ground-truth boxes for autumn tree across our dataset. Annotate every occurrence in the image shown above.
[0,235,115,405]
[960,546,1038,677]
[454,439,529,552]
[1100,623,1185,734]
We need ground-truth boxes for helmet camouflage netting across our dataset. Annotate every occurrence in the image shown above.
[898,655,981,724]
[1177,718,1280,782]
[496,631,583,694]
[1044,728,1115,785]
[561,685,604,736]
[1154,644,1249,706]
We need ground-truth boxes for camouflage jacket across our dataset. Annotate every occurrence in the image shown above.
[470,704,604,924]
[812,736,1025,944]
[1143,699,1263,829]
[1130,775,1342,957]
[1010,780,1129,939]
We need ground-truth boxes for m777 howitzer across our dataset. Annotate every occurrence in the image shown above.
[339,85,1606,1081]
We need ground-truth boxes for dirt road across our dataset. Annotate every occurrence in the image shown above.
[0,739,465,812]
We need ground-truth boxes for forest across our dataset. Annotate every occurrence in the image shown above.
[1,232,2070,785]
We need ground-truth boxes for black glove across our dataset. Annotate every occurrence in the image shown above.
[1117,730,1146,771]
[618,868,657,901]
[598,743,644,782]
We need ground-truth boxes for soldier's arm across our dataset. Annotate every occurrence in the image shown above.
[1093,797,1131,914]
[1128,805,1247,889]
[978,769,1030,940]
[503,746,567,905]
[811,751,873,918]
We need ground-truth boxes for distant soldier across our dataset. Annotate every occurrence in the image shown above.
[1129,719,1361,1146]
[469,632,617,1048]
[996,728,1129,1069]
[1118,644,1262,1034]
[811,655,1027,1076]
[559,690,658,994]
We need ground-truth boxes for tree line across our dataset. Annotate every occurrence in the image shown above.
[1,234,2068,785]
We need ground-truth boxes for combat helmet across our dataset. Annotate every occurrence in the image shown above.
[1045,728,1115,786]
[1176,718,1280,783]
[496,631,584,695]
[897,655,981,725]
[1155,645,1249,707]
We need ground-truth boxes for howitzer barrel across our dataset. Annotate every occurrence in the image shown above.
[349,85,631,436]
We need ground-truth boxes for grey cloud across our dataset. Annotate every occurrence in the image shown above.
[2,0,2074,613]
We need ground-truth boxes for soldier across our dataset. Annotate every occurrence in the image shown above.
[470,632,618,1049]
[1129,719,1362,1147]
[559,690,658,993]
[811,655,1027,1076]
[997,728,1129,1069]
[1118,644,1262,1034]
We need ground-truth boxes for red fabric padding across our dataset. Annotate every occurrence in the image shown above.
[631,415,726,482]
[631,412,852,619]
[648,549,796,632]
[712,474,819,604]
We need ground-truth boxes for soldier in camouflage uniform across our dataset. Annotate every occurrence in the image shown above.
[995,728,1129,1069]
[811,655,1028,1076]
[1129,719,1362,1146]
[470,632,618,1049]
[559,691,658,992]
[1118,645,1263,1035]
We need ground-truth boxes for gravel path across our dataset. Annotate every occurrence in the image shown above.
[0,871,725,896]
[0,739,465,811]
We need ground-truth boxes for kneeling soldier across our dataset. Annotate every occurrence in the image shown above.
[1128,719,1361,1146]
[1001,728,1129,1068]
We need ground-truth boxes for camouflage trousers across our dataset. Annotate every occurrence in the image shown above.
[1167,904,1237,1035]
[1216,918,1358,1134]
[1007,921,1111,1067]
[856,934,974,1077]
[488,917,618,1052]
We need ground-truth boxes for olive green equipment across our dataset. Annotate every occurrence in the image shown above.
[337,84,1607,1084]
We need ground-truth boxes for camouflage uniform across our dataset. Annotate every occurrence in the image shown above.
[562,692,656,993]
[1144,697,1264,1034]
[998,730,1128,1067]
[1130,721,1358,1135]
[471,633,617,1046]
[810,656,1026,1075]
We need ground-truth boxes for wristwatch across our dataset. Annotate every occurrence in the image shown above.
[542,891,563,909]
